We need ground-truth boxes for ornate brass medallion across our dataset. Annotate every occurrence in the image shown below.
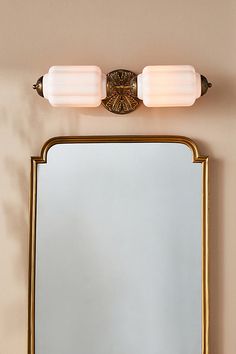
[102,69,140,114]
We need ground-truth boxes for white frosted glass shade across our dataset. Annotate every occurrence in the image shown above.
[137,66,201,107]
[43,66,106,107]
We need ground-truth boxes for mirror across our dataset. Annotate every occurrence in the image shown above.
[28,136,208,354]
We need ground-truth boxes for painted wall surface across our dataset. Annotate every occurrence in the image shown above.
[0,1,235,354]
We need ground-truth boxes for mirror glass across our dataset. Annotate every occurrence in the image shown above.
[34,140,203,354]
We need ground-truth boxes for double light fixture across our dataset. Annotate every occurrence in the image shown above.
[33,65,212,114]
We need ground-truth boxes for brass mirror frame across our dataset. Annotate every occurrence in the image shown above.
[28,135,209,354]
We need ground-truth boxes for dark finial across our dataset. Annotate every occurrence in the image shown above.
[201,75,212,96]
[33,76,44,97]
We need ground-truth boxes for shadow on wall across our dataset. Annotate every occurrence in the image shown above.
[0,70,84,342]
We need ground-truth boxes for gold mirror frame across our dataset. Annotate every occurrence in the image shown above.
[28,135,209,354]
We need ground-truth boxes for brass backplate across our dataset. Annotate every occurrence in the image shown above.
[102,69,140,115]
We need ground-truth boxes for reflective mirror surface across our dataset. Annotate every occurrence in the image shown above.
[28,137,208,354]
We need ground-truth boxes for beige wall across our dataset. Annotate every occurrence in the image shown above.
[0,0,235,353]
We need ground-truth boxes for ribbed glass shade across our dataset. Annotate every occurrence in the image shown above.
[43,66,106,107]
[137,66,201,107]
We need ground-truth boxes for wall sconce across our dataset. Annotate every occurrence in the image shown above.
[33,65,212,114]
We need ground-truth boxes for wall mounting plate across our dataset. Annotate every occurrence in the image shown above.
[102,69,140,114]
